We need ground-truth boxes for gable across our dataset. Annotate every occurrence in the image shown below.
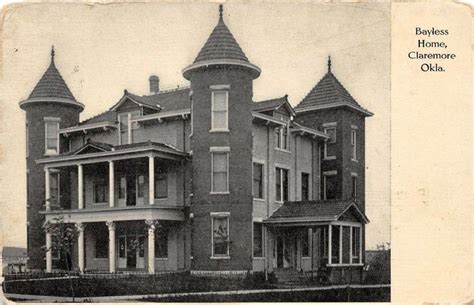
[337,204,366,223]
[115,97,142,113]
[73,142,112,155]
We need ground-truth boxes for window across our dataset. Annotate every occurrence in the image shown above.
[137,175,145,199]
[253,223,263,257]
[301,229,309,257]
[155,227,168,258]
[155,171,168,199]
[45,119,59,155]
[212,215,230,257]
[342,226,351,264]
[211,91,228,131]
[50,172,60,207]
[275,126,288,150]
[93,176,107,203]
[118,176,126,199]
[301,172,309,201]
[323,172,337,200]
[352,227,361,264]
[331,225,340,264]
[118,110,140,145]
[320,226,329,260]
[275,167,289,202]
[211,152,229,193]
[323,126,336,159]
[253,163,264,199]
[351,129,357,161]
[95,226,108,258]
[351,175,357,199]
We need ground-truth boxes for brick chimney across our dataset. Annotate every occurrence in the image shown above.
[149,75,159,94]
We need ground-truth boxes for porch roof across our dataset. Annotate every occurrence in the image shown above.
[263,200,369,225]
[36,141,187,167]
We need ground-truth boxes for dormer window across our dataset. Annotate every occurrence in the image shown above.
[210,86,229,132]
[44,117,60,155]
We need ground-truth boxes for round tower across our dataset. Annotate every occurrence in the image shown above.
[182,5,260,271]
[19,47,84,270]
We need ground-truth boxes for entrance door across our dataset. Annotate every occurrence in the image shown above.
[119,234,145,269]
[276,236,284,268]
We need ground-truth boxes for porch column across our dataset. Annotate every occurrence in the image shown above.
[45,223,52,272]
[44,167,50,211]
[145,220,157,274]
[308,227,313,271]
[148,156,155,205]
[328,224,332,265]
[78,164,84,209]
[76,223,85,273]
[106,221,116,273]
[109,161,114,207]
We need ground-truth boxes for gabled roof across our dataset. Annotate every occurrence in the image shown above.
[72,140,113,155]
[19,47,84,111]
[79,87,190,125]
[109,90,162,112]
[264,200,369,224]
[253,95,296,117]
[295,58,372,116]
[183,5,260,79]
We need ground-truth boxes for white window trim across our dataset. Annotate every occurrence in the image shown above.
[44,118,60,156]
[252,161,265,200]
[275,166,289,203]
[323,126,336,160]
[211,213,230,259]
[327,223,362,267]
[210,149,230,194]
[210,84,230,90]
[351,128,358,162]
[210,90,229,132]
[323,170,337,200]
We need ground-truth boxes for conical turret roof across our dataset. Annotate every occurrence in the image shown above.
[295,57,372,116]
[20,47,84,111]
[183,5,260,79]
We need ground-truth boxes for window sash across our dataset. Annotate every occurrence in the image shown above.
[351,130,357,160]
[253,163,263,199]
[212,216,230,257]
[212,152,228,193]
[211,91,228,130]
[352,176,357,199]
[45,121,59,153]
[276,167,288,202]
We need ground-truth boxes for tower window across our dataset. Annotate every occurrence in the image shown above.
[44,118,60,155]
[351,128,357,161]
[211,148,229,193]
[211,213,230,258]
[323,123,336,160]
[351,174,357,199]
[211,90,228,131]
[323,171,337,200]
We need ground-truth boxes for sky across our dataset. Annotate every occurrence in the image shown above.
[0,2,390,250]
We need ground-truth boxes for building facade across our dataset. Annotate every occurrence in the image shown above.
[19,5,372,283]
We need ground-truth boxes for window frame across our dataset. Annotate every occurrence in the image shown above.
[275,125,290,151]
[44,118,60,156]
[252,222,264,258]
[210,147,230,194]
[275,166,289,202]
[211,213,230,259]
[351,173,358,200]
[328,223,363,266]
[93,176,108,204]
[210,90,229,132]
[323,123,337,160]
[253,162,264,200]
[323,170,337,200]
[49,171,60,208]
[351,127,358,161]
[301,172,310,201]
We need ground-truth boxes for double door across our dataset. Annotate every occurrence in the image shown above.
[118,173,145,207]
[118,234,145,269]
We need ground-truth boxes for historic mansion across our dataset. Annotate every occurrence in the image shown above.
[19,5,373,283]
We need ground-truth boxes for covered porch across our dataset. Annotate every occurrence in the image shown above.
[263,200,369,284]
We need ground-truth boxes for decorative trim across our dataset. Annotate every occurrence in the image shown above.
[210,146,230,152]
[351,172,358,177]
[59,121,117,134]
[322,122,337,127]
[44,117,61,122]
[295,102,374,117]
[183,59,261,80]
[210,84,230,90]
[132,109,191,123]
[19,97,85,110]
[323,170,337,176]
[210,212,230,217]
[351,124,359,130]
[252,112,287,126]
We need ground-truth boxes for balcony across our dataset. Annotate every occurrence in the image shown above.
[37,141,189,223]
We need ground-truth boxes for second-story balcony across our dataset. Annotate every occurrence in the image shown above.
[37,140,190,224]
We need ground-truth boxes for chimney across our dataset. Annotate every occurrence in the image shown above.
[149,75,159,94]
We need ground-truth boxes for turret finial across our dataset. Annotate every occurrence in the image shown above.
[219,4,223,19]
[328,55,331,72]
[51,45,55,62]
